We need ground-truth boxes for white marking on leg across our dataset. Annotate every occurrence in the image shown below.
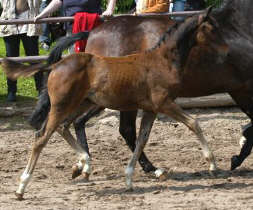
[194,120,217,171]
[79,153,91,174]
[239,136,246,149]
[125,166,134,189]
[154,168,165,178]
[16,169,32,195]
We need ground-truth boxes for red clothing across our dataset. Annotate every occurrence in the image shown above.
[72,12,101,52]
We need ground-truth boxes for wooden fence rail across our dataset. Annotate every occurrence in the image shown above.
[0,10,203,25]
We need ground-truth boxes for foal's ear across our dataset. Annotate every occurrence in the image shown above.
[198,6,214,25]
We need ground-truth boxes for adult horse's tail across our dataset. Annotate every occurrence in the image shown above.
[1,31,90,130]
[47,31,90,64]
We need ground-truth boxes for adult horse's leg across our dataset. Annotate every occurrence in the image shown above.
[229,92,253,170]
[73,107,104,157]
[119,111,157,173]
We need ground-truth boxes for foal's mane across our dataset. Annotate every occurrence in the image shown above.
[150,14,202,68]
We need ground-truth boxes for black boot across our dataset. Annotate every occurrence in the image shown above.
[7,91,16,102]
[7,78,17,102]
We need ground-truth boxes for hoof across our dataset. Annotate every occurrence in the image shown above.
[15,192,24,201]
[231,155,242,171]
[72,165,82,179]
[158,171,168,181]
[155,169,168,181]
[82,172,90,181]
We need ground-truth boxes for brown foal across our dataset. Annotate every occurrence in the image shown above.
[2,9,223,199]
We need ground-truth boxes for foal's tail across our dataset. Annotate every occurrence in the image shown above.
[1,59,50,81]
[1,31,91,130]
[1,31,90,81]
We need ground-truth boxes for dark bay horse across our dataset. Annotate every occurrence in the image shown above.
[2,10,220,199]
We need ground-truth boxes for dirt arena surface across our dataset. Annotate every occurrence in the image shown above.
[1,105,253,210]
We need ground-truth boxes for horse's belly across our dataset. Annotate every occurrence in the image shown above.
[88,92,151,111]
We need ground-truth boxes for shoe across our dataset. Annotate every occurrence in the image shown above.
[40,42,50,51]
[6,92,16,102]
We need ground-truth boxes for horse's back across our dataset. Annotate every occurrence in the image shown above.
[86,15,173,57]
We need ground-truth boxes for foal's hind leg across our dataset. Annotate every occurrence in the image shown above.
[57,121,92,180]
[16,108,63,200]
[158,101,217,175]
[125,111,156,190]
[57,102,98,180]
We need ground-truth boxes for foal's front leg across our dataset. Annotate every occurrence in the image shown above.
[159,100,217,175]
[125,111,157,190]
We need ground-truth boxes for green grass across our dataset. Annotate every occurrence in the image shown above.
[0,37,49,103]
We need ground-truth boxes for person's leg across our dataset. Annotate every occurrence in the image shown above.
[172,0,186,21]
[21,34,44,94]
[3,35,20,102]
[39,0,51,50]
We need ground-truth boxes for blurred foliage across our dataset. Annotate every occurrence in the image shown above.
[102,0,136,13]
[206,0,224,8]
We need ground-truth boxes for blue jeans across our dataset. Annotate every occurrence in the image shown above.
[39,0,51,45]
[172,0,186,21]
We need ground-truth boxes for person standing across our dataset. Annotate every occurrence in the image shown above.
[34,0,117,53]
[0,0,43,102]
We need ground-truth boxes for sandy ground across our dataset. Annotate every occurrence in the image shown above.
[1,105,253,210]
